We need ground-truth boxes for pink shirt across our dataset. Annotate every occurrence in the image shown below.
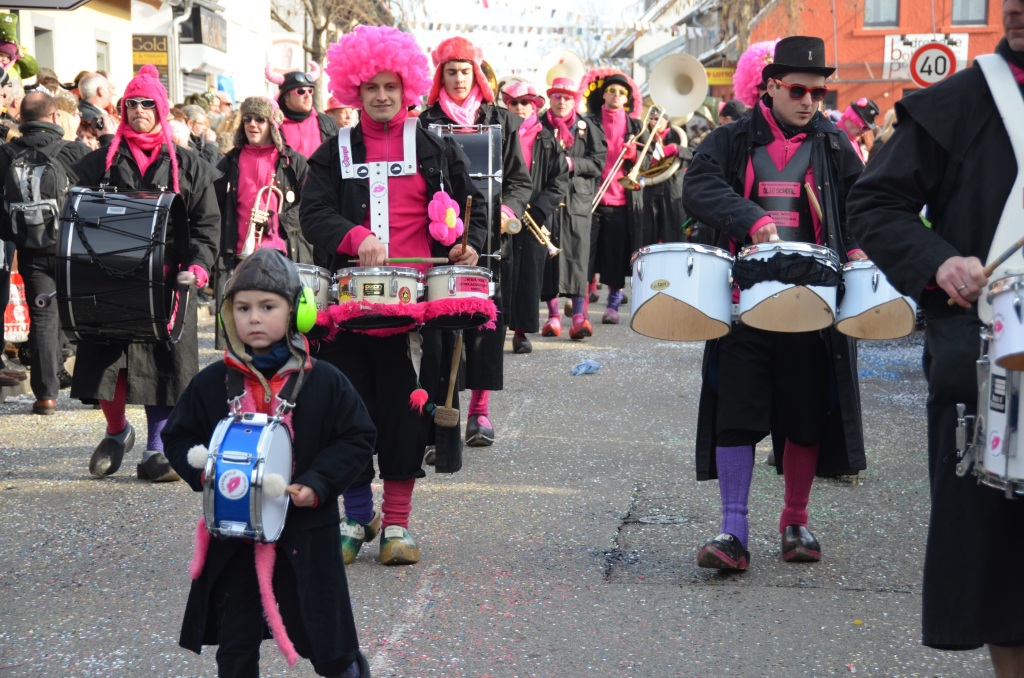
[280,115,322,158]
[236,144,287,255]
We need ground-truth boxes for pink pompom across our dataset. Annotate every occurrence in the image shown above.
[409,388,429,414]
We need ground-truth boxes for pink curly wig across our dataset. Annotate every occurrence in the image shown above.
[578,68,641,119]
[733,40,779,108]
[326,26,431,109]
[427,36,495,105]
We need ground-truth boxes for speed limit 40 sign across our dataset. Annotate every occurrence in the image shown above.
[910,43,957,87]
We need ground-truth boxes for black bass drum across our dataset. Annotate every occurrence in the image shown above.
[56,187,191,344]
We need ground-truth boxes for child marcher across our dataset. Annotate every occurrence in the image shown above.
[163,248,376,677]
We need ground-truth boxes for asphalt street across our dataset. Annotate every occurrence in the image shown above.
[0,295,995,677]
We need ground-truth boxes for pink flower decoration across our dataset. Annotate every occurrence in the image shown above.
[427,190,463,246]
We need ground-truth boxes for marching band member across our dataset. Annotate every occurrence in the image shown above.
[837,97,880,163]
[847,3,1024,666]
[213,96,311,348]
[501,81,568,354]
[682,36,866,571]
[538,76,606,341]
[580,68,646,325]
[266,62,337,159]
[300,25,487,565]
[640,114,689,246]
[71,64,219,483]
[418,36,532,447]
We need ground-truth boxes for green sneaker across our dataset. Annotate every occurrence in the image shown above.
[340,509,381,565]
[379,525,421,566]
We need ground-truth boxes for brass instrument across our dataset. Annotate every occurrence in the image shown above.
[591,104,662,212]
[542,49,586,87]
[637,124,688,187]
[618,104,666,191]
[523,209,560,258]
[240,182,285,258]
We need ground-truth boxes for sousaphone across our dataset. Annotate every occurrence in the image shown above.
[640,53,709,186]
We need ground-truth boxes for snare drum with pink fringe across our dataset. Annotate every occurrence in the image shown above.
[422,265,497,330]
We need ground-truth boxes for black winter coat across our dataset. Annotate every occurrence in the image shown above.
[299,122,489,272]
[215,146,310,263]
[539,111,606,297]
[162,356,376,663]
[69,142,220,404]
[683,100,866,480]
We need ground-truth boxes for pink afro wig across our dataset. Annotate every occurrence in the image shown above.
[578,67,641,119]
[427,36,495,105]
[326,25,432,109]
[733,40,779,108]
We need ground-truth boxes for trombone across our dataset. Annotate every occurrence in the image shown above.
[523,209,560,258]
[591,104,663,213]
[240,182,285,257]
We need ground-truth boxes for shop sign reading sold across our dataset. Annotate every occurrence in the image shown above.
[910,43,958,88]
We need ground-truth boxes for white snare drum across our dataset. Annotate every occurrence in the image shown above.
[961,348,1024,498]
[203,413,292,542]
[735,242,840,333]
[629,243,734,341]
[835,260,917,340]
[988,275,1024,370]
[294,264,336,312]
[423,265,495,330]
[334,266,423,330]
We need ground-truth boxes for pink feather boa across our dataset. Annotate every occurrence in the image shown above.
[255,543,299,666]
[316,302,426,338]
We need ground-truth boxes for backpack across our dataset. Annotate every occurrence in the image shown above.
[3,141,70,251]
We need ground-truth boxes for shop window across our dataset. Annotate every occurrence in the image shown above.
[864,0,899,27]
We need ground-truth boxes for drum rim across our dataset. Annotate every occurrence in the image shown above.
[987,274,1024,301]
[631,243,735,265]
[294,263,332,276]
[335,266,423,278]
[841,260,879,271]
[424,265,494,279]
[738,242,840,270]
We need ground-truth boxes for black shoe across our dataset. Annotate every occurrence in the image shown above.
[512,334,532,354]
[89,424,135,477]
[137,452,181,482]
[424,445,436,466]
[697,533,750,571]
[781,525,821,562]
[588,291,599,304]
[620,292,628,305]
[465,414,495,447]
[57,368,73,390]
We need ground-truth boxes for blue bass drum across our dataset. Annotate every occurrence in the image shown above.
[203,413,293,542]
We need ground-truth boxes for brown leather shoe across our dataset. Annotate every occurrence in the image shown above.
[32,399,57,415]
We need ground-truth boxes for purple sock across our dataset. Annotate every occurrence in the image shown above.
[607,288,623,311]
[342,482,375,525]
[145,405,173,452]
[716,445,754,548]
[572,296,585,315]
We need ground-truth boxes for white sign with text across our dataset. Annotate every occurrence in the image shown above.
[882,33,969,81]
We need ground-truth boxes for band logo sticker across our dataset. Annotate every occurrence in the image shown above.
[106,206,127,215]
[399,286,412,303]
[766,210,798,228]
[357,166,370,179]
[341,146,352,168]
[371,181,388,198]
[218,469,249,500]
[758,182,800,198]
[651,279,671,291]
[993,315,1005,340]
[390,163,403,175]
[454,277,489,296]
[991,373,1007,414]
[362,282,385,297]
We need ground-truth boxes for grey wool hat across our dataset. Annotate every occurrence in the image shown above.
[233,96,286,153]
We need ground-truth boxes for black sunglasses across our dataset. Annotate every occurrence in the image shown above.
[773,79,828,102]
[506,98,535,107]
[125,98,157,109]
[242,115,267,125]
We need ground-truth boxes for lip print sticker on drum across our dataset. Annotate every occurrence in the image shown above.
[987,275,1024,370]
[218,469,249,500]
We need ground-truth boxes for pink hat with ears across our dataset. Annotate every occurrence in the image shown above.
[106,64,179,193]
[501,81,545,109]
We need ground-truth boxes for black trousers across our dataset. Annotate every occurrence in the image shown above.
[0,240,13,356]
[19,250,61,399]
[590,204,630,290]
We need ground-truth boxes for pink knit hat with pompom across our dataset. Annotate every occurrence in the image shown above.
[105,64,179,193]
[325,26,431,109]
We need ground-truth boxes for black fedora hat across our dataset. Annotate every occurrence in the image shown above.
[762,36,835,81]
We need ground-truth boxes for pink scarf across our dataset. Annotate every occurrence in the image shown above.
[121,126,165,178]
[439,85,483,126]
[517,112,543,170]
[546,110,575,149]
[236,144,286,254]
[280,115,321,158]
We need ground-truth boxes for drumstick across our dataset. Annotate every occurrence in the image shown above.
[461,196,473,257]
[347,257,450,264]
[946,233,1024,306]
[285,486,301,497]
[804,182,824,222]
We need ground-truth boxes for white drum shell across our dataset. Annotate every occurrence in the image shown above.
[335,266,423,305]
[974,358,1024,496]
[294,264,335,311]
[424,265,493,301]
[835,261,917,340]
[988,276,1024,371]
[737,243,838,333]
[629,244,734,341]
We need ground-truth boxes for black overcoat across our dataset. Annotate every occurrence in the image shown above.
[69,142,220,405]
[683,100,867,479]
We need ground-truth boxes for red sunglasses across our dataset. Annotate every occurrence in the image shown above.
[773,79,829,102]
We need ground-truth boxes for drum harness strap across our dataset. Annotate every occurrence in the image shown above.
[337,118,419,257]
[975,54,1024,322]
[225,359,310,424]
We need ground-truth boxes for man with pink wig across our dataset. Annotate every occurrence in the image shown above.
[265,61,337,158]
[538,76,607,341]
[419,35,533,448]
[300,25,488,566]
[70,64,220,483]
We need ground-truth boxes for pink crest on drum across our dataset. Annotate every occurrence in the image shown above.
[994,316,1005,339]
[992,432,1002,453]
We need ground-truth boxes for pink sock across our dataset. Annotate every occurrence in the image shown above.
[100,369,129,435]
[469,389,489,417]
[779,440,819,531]
[546,299,559,319]
[381,478,415,530]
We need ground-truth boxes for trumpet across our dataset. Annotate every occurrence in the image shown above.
[591,104,663,212]
[240,183,285,258]
[523,209,560,258]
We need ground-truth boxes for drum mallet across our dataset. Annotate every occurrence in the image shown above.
[434,332,464,430]
[460,196,473,257]
[946,234,1024,306]
[804,182,824,222]
[347,257,450,264]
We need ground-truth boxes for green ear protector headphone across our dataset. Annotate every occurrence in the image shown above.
[294,285,317,334]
